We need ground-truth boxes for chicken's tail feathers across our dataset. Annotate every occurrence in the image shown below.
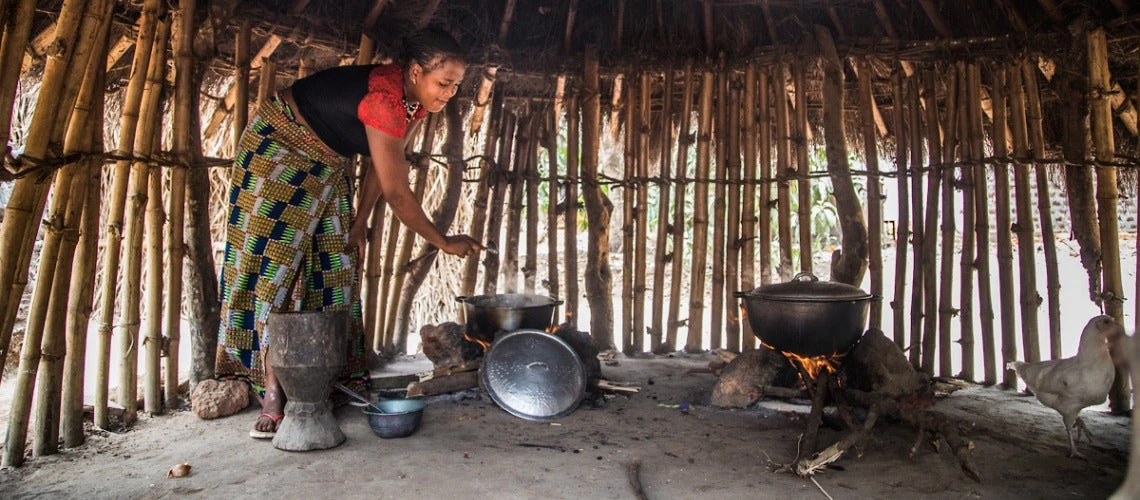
[1005,361,1023,372]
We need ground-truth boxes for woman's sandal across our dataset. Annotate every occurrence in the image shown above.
[249,413,284,439]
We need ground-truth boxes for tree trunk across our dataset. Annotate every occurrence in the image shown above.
[686,69,715,353]
[581,47,615,351]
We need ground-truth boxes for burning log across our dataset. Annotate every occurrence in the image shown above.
[406,370,480,398]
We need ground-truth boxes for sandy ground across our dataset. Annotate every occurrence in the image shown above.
[0,353,1130,499]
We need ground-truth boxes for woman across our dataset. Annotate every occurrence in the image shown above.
[215,27,482,439]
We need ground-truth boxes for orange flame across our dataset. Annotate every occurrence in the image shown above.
[464,333,491,351]
[782,351,840,380]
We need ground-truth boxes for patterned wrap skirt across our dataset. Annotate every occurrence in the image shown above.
[215,94,369,399]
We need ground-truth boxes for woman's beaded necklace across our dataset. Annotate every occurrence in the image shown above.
[401,96,420,121]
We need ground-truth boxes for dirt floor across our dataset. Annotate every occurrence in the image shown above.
[0,353,1131,499]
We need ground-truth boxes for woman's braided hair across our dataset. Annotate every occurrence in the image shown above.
[399,26,465,71]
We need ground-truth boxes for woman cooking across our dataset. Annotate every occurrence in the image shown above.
[215,27,482,439]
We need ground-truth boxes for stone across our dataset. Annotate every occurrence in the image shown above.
[191,379,249,420]
[710,348,799,408]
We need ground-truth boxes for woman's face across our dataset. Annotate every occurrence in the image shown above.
[408,57,466,113]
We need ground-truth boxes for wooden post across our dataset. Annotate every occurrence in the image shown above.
[774,63,793,281]
[651,65,675,352]
[621,82,635,352]
[1021,62,1061,361]
[686,68,715,353]
[119,18,170,423]
[143,121,166,415]
[256,59,276,112]
[857,58,882,330]
[725,75,742,352]
[0,0,35,157]
[1088,27,1129,412]
[919,67,942,375]
[991,64,1018,389]
[890,72,910,349]
[1007,62,1041,365]
[233,20,251,142]
[565,94,580,327]
[758,69,772,286]
[2,0,109,467]
[969,63,996,385]
[711,60,727,352]
[505,113,530,294]
[741,65,758,342]
[482,112,515,295]
[460,89,502,301]
[633,71,651,353]
[185,49,217,391]
[666,61,694,352]
[937,65,959,377]
[957,63,976,381]
[906,76,925,368]
[546,98,561,311]
[793,60,812,275]
[525,109,540,294]
[93,0,162,429]
[582,46,615,351]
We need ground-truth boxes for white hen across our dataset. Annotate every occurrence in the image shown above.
[1007,315,1122,458]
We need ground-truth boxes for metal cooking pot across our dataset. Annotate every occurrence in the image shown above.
[734,272,877,357]
[457,294,563,344]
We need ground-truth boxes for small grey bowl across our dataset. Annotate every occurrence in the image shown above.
[363,399,426,438]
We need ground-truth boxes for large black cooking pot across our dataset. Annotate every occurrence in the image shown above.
[457,294,563,345]
[734,273,876,357]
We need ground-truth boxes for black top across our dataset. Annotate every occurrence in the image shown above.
[290,65,377,157]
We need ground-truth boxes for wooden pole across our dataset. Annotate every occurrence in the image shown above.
[775,63,793,281]
[957,63,976,381]
[203,33,281,141]
[651,65,675,351]
[710,60,727,352]
[525,109,540,294]
[666,61,694,352]
[621,82,635,352]
[582,46,615,351]
[857,58,882,330]
[992,64,1018,389]
[504,113,530,293]
[725,75,742,352]
[937,65,959,377]
[906,76,925,368]
[919,67,942,375]
[0,0,35,157]
[32,0,114,457]
[758,69,772,286]
[3,0,108,467]
[632,71,651,353]
[1020,61,1061,361]
[1007,61,1041,365]
[482,112,515,295]
[1088,27,1128,412]
[460,89,502,301]
[793,60,812,275]
[143,121,166,415]
[741,65,758,342]
[686,68,714,353]
[969,63,996,385]
[185,46,217,391]
[93,0,163,429]
[119,18,170,423]
[256,59,276,112]
[890,72,909,349]
[233,20,251,143]
[546,97,561,310]
[565,94,580,327]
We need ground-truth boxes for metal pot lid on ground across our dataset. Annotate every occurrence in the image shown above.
[740,272,873,302]
[481,329,586,422]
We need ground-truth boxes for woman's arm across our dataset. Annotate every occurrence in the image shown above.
[347,166,382,259]
[364,125,481,257]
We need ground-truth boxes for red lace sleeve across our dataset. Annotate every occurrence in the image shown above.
[358,65,408,138]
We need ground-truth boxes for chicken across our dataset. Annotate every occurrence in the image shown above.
[1007,315,1123,458]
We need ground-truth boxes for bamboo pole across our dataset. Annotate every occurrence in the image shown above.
[793,60,812,275]
[919,67,942,375]
[482,112,515,295]
[504,113,530,293]
[582,46,615,351]
[363,172,387,344]
[992,64,1018,389]
[907,76,925,368]
[546,99,561,310]
[621,82,635,352]
[0,0,35,158]
[32,0,114,457]
[565,94,580,327]
[143,126,165,415]
[666,61,694,352]
[758,69,772,286]
[725,76,742,352]
[686,69,715,353]
[1020,61,1060,361]
[119,18,170,423]
[1007,62,1041,365]
[3,0,108,467]
[460,89,502,302]
[1088,27,1128,412]
[0,0,98,377]
[93,0,163,429]
[233,19,251,145]
[890,72,909,349]
[651,65,674,351]
[957,63,976,381]
[740,65,758,343]
[256,59,276,111]
[857,58,883,331]
[711,61,727,352]
[633,71,650,353]
[525,109,540,294]
[937,65,959,378]
[204,33,281,140]
[969,63,996,385]
[774,63,793,282]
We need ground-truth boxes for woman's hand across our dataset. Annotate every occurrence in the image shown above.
[439,234,483,257]
[346,222,369,265]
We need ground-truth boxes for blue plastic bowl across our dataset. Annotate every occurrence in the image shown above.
[363,399,426,438]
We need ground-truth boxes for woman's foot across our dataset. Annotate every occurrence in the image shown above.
[250,375,285,439]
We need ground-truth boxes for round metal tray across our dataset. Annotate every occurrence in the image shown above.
[481,329,587,422]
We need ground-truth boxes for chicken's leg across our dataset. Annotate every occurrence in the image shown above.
[1064,414,1086,459]
[1075,416,1096,444]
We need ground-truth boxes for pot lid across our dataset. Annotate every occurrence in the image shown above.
[481,329,586,422]
[457,293,562,309]
[745,272,872,301]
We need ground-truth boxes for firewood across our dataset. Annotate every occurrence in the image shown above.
[405,370,480,398]
[370,374,420,390]
[593,379,640,393]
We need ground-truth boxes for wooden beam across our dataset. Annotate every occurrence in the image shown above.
[203,34,281,140]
